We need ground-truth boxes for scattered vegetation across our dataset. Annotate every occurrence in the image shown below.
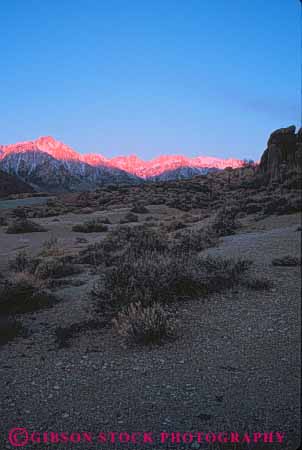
[211,206,240,237]
[72,219,109,233]
[40,236,65,257]
[0,216,8,226]
[6,218,47,234]
[164,220,187,232]
[175,227,218,253]
[0,317,26,346]
[272,256,301,267]
[93,249,251,317]
[78,225,170,266]
[0,272,56,315]
[130,204,150,214]
[113,302,176,345]
[120,212,139,224]
[34,257,80,279]
[242,275,273,291]
[9,250,39,273]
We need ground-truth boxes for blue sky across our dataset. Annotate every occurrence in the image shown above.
[0,0,300,160]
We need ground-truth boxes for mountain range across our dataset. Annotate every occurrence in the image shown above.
[0,136,244,192]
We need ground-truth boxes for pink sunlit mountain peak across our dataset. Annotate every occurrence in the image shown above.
[0,136,244,181]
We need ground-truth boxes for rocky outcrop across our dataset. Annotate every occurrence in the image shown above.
[259,125,302,184]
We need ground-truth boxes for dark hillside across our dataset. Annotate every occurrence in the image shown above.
[0,170,34,198]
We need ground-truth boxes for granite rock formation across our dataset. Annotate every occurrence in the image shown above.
[259,125,302,184]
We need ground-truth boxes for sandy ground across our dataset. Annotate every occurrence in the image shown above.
[0,212,300,450]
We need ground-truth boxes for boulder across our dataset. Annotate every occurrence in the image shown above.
[259,125,300,184]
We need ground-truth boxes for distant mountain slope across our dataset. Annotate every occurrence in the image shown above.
[0,137,140,192]
[0,136,244,190]
[149,166,214,181]
[105,154,243,178]
[0,170,34,197]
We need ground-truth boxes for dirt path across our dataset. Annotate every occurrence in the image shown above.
[0,217,300,450]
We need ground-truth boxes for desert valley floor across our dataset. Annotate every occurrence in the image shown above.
[0,189,300,449]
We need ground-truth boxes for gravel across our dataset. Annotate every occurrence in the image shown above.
[0,217,300,450]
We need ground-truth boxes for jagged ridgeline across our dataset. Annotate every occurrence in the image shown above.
[0,126,301,193]
[0,136,242,192]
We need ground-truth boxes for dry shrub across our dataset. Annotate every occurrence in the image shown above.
[0,272,55,315]
[120,212,139,224]
[40,236,65,257]
[198,256,252,293]
[78,225,169,266]
[12,207,27,218]
[111,225,169,256]
[211,206,240,237]
[9,250,39,273]
[175,227,218,253]
[130,204,150,214]
[272,256,301,267]
[0,317,26,346]
[98,216,111,224]
[181,214,201,224]
[72,219,108,233]
[93,251,203,312]
[113,302,175,345]
[0,216,8,226]
[164,220,187,232]
[93,250,251,314]
[77,242,107,266]
[242,275,272,290]
[6,218,47,234]
[144,215,158,222]
[34,257,79,279]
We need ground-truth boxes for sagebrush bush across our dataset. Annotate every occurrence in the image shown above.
[211,206,240,237]
[78,225,170,266]
[197,256,252,293]
[130,204,150,214]
[93,249,251,314]
[175,227,218,253]
[164,221,187,232]
[9,250,39,273]
[113,301,176,345]
[0,272,55,315]
[112,225,169,256]
[93,251,203,311]
[40,236,65,257]
[34,257,79,279]
[0,317,26,346]
[6,218,47,234]
[77,242,107,266]
[120,212,139,224]
[72,219,108,233]
[242,275,272,290]
[272,256,301,267]
[0,216,8,226]
[12,207,27,218]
